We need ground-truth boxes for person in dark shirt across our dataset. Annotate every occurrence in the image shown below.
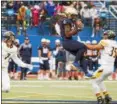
[19,37,32,80]
[58,11,92,78]
[53,39,66,79]
[38,38,51,80]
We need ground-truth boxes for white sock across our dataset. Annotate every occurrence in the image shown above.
[91,79,101,94]
[99,82,107,92]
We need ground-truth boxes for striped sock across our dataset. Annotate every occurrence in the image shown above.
[103,91,109,96]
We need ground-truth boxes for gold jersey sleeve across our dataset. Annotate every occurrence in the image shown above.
[99,40,108,47]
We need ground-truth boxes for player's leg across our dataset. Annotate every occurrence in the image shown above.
[62,40,87,69]
[20,67,25,80]
[97,68,113,104]
[24,59,31,80]
[63,39,86,59]
[8,60,14,79]
[38,63,44,80]
[91,67,106,104]
[80,58,93,78]
[14,63,18,80]
[91,66,113,104]
[99,82,112,104]
[91,79,104,104]
[2,70,10,93]
[45,60,51,80]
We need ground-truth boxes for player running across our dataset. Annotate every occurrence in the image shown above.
[86,30,117,104]
[2,31,33,93]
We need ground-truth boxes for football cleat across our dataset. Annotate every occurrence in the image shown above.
[84,73,93,79]
[72,62,81,71]
[104,95,112,104]
[97,96,104,104]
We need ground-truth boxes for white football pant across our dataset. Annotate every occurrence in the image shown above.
[91,65,113,94]
[2,70,10,92]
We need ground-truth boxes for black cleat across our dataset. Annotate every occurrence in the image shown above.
[104,95,112,104]
[97,96,104,104]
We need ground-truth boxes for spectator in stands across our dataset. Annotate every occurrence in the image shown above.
[17,3,27,36]
[1,1,7,12]
[7,1,14,10]
[92,17,103,37]
[90,5,99,27]
[99,6,108,28]
[13,1,22,13]
[25,5,32,27]
[38,9,47,35]
[80,2,87,8]
[19,37,32,80]
[45,1,56,17]
[91,40,100,71]
[31,6,39,27]
[38,38,51,80]
[75,2,82,18]
[80,5,91,26]
[53,39,66,80]
[54,14,67,36]
[6,1,15,29]
[1,2,7,28]
[54,2,64,15]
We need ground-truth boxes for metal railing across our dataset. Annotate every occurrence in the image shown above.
[109,5,117,19]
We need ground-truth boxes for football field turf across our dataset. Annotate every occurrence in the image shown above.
[2,80,117,104]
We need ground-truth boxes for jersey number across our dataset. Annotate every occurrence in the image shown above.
[110,47,117,57]
[5,53,11,59]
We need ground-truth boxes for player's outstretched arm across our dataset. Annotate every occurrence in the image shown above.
[85,44,104,50]
[11,54,33,70]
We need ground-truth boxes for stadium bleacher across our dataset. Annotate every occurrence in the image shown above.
[2,1,117,73]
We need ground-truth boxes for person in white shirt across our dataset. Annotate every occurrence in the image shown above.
[99,6,108,27]
[2,31,33,93]
[90,5,99,37]
[80,5,91,26]
[86,30,117,104]
[90,5,99,22]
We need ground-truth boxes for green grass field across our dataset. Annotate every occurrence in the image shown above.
[2,80,117,103]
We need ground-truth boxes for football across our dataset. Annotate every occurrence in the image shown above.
[76,20,84,30]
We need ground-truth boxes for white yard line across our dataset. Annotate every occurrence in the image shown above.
[11,85,87,88]
[11,80,117,83]
[11,85,43,88]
